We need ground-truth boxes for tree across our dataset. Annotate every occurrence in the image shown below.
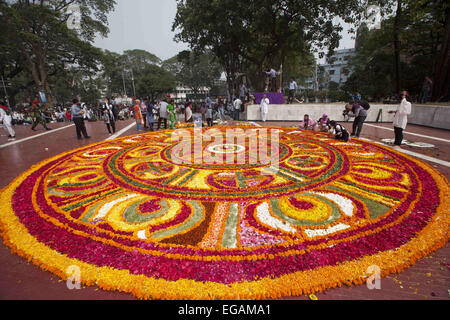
[281,51,316,89]
[345,0,449,101]
[0,0,116,107]
[135,64,176,101]
[51,65,104,105]
[173,0,365,96]
[407,0,449,101]
[122,49,161,73]
[101,49,130,97]
[171,50,222,94]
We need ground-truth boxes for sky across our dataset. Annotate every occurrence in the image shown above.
[94,0,356,62]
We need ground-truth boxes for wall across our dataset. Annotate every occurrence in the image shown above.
[244,103,450,129]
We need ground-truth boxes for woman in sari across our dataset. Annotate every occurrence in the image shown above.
[133,99,144,131]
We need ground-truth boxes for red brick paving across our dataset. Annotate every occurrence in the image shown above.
[0,119,448,300]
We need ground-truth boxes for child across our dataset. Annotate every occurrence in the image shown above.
[329,120,350,142]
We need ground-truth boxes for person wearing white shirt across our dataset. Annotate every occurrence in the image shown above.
[259,94,269,122]
[233,98,242,121]
[158,99,168,129]
[185,103,193,123]
[388,91,412,147]
[264,68,280,92]
[0,102,15,140]
[288,78,298,104]
[103,98,116,134]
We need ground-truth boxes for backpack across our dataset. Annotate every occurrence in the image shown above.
[360,100,370,110]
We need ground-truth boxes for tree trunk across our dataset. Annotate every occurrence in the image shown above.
[393,0,402,94]
[43,80,54,108]
[432,8,449,101]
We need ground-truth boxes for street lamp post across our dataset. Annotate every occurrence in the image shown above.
[122,67,127,97]
[131,68,136,98]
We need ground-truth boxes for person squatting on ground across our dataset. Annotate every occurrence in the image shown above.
[260,94,269,122]
[329,120,350,142]
[0,101,16,140]
[299,114,317,131]
[71,99,90,140]
[317,113,330,132]
[388,90,412,148]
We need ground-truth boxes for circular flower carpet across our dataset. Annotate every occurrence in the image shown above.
[0,125,448,299]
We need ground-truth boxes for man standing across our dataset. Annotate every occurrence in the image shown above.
[0,101,15,140]
[288,78,298,104]
[260,94,269,122]
[185,103,193,123]
[71,99,90,140]
[141,98,149,129]
[103,98,116,134]
[158,98,168,130]
[110,96,119,121]
[239,82,248,102]
[30,99,51,131]
[388,91,412,148]
[217,96,225,122]
[205,103,213,127]
[233,97,242,121]
[264,68,280,92]
[146,101,156,132]
[420,77,432,104]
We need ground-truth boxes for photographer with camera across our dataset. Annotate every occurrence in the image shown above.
[344,100,370,138]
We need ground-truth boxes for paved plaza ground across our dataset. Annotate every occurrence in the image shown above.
[0,118,448,300]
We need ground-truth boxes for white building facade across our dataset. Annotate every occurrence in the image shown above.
[319,48,356,87]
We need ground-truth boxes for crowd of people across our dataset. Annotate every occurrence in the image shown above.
[68,94,252,139]
[1,90,412,148]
